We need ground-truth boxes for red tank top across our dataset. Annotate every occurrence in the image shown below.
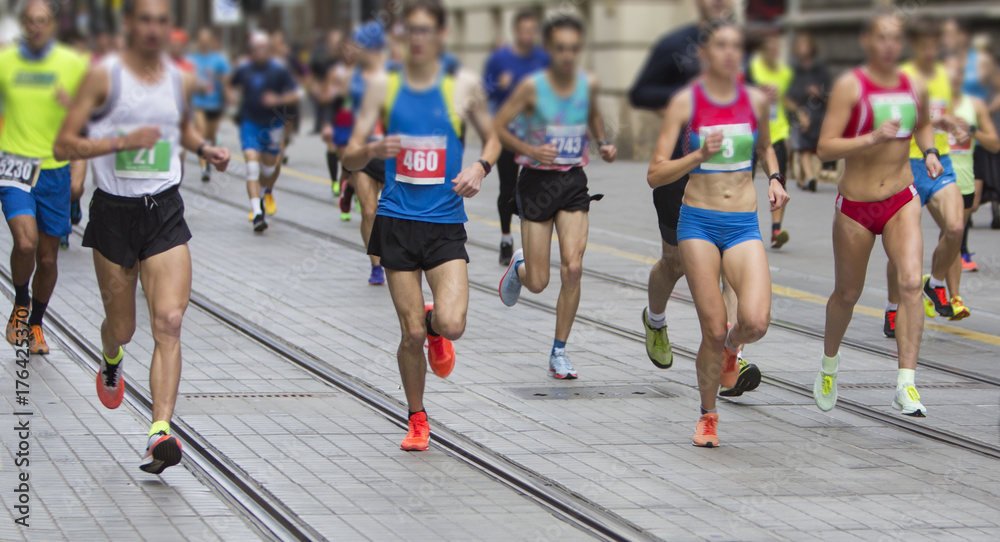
[683,81,758,175]
[843,68,919,140]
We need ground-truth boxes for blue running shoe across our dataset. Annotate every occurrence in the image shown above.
[70,200,82,225]
[499,248,524,307]
[60,236,69,249]
[369,264,385,285]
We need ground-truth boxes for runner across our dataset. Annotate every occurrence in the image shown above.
[646,20,788,446]
[812,11,942,418]
[189,27,230,182]
[628,0,762,397]
[271,30,307,166]
[54,0,231,473]
[943,57,999,316]
[229,31,299,232]
[883,17,967,337]
[496,14,617,380]
[747,28,794,249]
[0,0,87,354]
[483,9,549,265]
[326,42,358,219]
[342,0,500,451]
[787,32,831,192]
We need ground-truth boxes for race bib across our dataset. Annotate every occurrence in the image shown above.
[545,124,587,165]
[698,123,754,172]
[929,99,947,134]
[396,135,446,185]
[948,131,973,154]
[115,140,173,179]
[871,93,917,139]
[0,152,42,192]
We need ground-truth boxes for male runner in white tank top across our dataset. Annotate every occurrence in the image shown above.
[54,0,230,474]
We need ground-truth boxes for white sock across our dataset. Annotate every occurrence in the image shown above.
[646,309,666,329]
[724,326,736,351]
[501,234,513,244]
[250,197,261,217]
[886,302,898,311]
[821,353,839,374]
[897,368,915,389]
[929,276,946,289]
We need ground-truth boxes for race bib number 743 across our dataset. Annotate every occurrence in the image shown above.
[0,152,42,192]
[395,135,446,185]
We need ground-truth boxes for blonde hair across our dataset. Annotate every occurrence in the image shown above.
[972,32,991,52]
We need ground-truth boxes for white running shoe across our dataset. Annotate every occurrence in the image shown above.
[813,358,839,412]
[499,248,524,307]
[892,385,927,417]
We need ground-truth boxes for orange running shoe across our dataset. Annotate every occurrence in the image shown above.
[425,304,455,378]
[96,348,125,409]
[693,413,719,447]
[28,325,49,355]
[139,431,183,474]
[400,411,430,451]
[721,347,739,389]
[949,296,971,321]
[961,254,978,272]
[6,305,28,345]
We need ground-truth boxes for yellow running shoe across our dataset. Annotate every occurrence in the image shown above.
[949,296,971,321]
[264,193,276,215]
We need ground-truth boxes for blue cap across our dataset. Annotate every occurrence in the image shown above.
[353,21,385,51]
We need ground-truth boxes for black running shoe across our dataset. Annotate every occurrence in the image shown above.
[719,355,761,397]
[253,214,268,233]
[884,309,897,338]
[922,275,953,317]
[499,241,513,266]
[139,432,182,474]
[807,178,817,192]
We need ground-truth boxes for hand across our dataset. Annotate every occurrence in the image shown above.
[261,92,279,108]
[954,129,971,147]
[763,84,779,103]
[599,143,617,163]
[698,130,723,161]
[925,153,943,179]
[202,145,231,172]
[369,135,401,160]
[124,126,161,150]
[498,71,513,91]
[807,84,822,98]
[797,110,811,132]
[532,142,559,165]
[871,118,901,145]
[768,178,790,211]
[321,124,333,144]
[54,86,72,109]
[451,163,484,198]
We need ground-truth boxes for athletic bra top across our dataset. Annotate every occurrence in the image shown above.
[684,81,758,175]
[842,68,918,140]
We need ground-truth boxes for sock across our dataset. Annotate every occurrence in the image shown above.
[148,420,170,437]
[886,302,898,312]
[250,197,261,216]
[700,406,717,416]
[646,309,667,329]
[772,221,782,232]
[724,326,736,351]
[929,276,946,289]
[821,352,839,374]
[326,151,339,181]
[104,345,123,365]
[897,368,915,389]
[961,218,971,255]
[409,409,426,418]
[27,297,47,326]
[13,283,29,307]
[264,187,273,195]
[514,260,524,273]
[552,339,566,355]
[425,309,439,337]
[501,233,513,245]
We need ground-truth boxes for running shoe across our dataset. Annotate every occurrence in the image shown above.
[922,274,953,317]
[720,345,739,389]
[719,353,762,397]
[60,236,69,249]
[499,248,524,307]
[339,180,354,219]
[264,193,277,215]
[949,296,970,321]
[400,411,430,451]
[96,348,125,409]
[961,253,978,272]
[806,178,817,192]
[770,229,790,249]
[201,168,210,182]
[883,309,897,339]
[549,349,578,379]
[70,199,82,225]
[369,265,385,286]
[282,154,289,165]
[253,213,267,233]
[992,216,1000,230]
[425,304,455,378]
[813,357,839,412]
[6,305,27,345]
[28,325,48,355]
[892,385,927,417]
[692,413,719,447]
[139,431,183,474]
[499,241,513,266]
[340,212,351,221]
[642,308,673,369]
[332,179,342,197]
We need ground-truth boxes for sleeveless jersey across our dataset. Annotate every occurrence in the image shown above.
[748,55,793,144]
[378,68,466,223]
[350,65,385,138]
[684,82,758,175]
[842,68,918,141]
[949,95,977,195]
[87,56,185,197]
[962,50,987,101]
[901,62,951,158]
[515,71,590,171]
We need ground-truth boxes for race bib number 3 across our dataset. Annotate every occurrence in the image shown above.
[396,135,446,185]
[115,141,172,179]
[0,152,41,192]
[871,94,917,138]
[545,124,587,165]
[699,124,754,172]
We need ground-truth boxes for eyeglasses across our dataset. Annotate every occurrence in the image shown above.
[405,25,437,38]
[21,15,52,26]
[552,44,581,54]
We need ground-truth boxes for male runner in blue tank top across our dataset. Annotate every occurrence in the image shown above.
[496,14,617,380]
[343,0,500,452]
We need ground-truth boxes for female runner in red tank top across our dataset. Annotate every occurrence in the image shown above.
[813,12,943,417]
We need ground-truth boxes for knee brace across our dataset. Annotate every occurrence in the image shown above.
[261,162,277,179]
[246,160,261,182]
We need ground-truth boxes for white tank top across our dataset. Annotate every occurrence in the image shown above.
[87,56,184,197]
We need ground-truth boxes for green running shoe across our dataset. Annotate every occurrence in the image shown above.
[642,308,673,369]
[719,353,762,397]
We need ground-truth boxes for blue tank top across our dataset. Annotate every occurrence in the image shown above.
[963,50,987,100]
[350,67,366,113]
[378,69,466,223]
[515,71,590,171]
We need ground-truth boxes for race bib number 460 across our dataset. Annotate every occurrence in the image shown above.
[545,124,587,165]
[0,152,42,192]
[115,141,172,179]
[396,135,446,185]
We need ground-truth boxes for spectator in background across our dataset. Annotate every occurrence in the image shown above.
[787,32,830,192]
[90,30,114,65]
[310,29,343,134]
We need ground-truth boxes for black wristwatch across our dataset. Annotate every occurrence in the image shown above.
[477,159,492,175]
[598,139,611,147]
[969,125,978,136]
[923,147,940,161]
[768,172,786,188]
[196,141,209,158]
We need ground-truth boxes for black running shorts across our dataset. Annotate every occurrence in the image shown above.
[963,192,975,210]
[354,158,386,184]
[83,185,192,269]
[368,215,469,272]
[200,109,224,122]
[653,175,689,246]
[516,166,590,223]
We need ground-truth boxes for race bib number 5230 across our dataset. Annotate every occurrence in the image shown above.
[0,152,42,192]
[395,135,446,185]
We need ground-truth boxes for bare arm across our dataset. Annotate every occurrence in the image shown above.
[451,70,500,198]
[983,54,1000,114]
[492,78,541,159]
[342,73,391,171]
[972,96,1000,153]
[180,72,230,170]
[54,66,117,161]
[752,88,790,211]
[646,89,708,188]
[912,81,936,154]
[587,76,617,162]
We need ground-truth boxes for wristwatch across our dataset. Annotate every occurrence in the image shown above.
[768,172,786,188]
[196,141,209,158]
[477,159,492,175]
[598,139,612,147]
[923,147,940,160]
